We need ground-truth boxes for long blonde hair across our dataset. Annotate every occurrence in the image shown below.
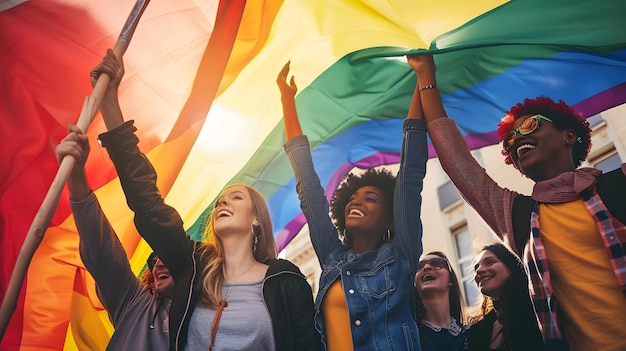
[198,184,277,307]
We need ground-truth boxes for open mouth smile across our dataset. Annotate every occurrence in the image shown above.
[347,208,364,217]
[216,209,232,218]
[155,271,171,280]
[476,275,493,286]
[516,144,535,159]
[421,273,437,282]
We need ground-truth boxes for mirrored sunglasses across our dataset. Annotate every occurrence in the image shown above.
[417,257,449,271]
[503,114,553,150]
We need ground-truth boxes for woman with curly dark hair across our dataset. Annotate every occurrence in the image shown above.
[467,243,544,351]
[278,61,427,350]
[328,168,396,250]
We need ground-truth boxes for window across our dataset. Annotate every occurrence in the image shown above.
[437,180,461,210]
[592,152,622,173]
[586,113,604,128]
[585,113,623,172]
[453,225,480,306]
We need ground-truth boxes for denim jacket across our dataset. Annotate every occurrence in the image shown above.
[284,119,427,350]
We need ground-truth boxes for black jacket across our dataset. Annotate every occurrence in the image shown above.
[466,309,545,351]
[99,120,322,351]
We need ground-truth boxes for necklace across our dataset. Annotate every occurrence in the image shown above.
[421,317,464,336]
[222,260,255,302]
[210,260,256,350]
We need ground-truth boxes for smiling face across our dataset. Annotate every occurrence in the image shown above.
[415,254,452,294]
[505,114,576,181]
[152,258,175,298]
[213,185,258,238]
[474,250,511,300]
[344,185,391,237]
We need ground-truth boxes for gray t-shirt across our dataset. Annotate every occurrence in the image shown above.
[185,279,275,350]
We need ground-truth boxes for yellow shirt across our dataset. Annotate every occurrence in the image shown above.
[540,199,626,351]
[322,279,354,351]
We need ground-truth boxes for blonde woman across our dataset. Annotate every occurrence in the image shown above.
[92,49,322,351]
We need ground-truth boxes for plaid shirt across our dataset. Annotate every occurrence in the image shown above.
[527,189,626,347]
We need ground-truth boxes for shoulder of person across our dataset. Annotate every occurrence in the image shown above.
[596,165,626,224]
[466,310,496,334]
[264,258,305,278]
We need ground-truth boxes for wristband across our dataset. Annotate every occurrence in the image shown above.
[418,84,437,92]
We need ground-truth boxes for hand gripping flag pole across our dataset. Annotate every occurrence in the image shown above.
[0,0,151,340]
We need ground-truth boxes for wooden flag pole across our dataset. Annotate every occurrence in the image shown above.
[0,0,151,340]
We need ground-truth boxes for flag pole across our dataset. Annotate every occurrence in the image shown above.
[0,0,151,340]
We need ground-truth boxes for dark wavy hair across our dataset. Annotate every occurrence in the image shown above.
[415,251,466,325]
[329,167,396,248]
[498,96,592,168]
[470,243,543,350]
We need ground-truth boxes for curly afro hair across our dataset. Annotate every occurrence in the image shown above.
[497,96,592,167]
[329,167,396,247]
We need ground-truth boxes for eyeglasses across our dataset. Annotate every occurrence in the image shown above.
[503,114,553,150]
[148,254,159,270]
[417,257,450,271]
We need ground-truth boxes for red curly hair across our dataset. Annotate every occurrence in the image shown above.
[140,268,155,292]
[497,96,592,167]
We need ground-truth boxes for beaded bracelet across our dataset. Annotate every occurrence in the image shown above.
[418,84,437,92]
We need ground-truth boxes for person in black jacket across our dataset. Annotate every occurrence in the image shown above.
[90,48,322,351]
[467,243,545,351]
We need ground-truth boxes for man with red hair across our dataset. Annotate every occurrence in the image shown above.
[407,54,626,351]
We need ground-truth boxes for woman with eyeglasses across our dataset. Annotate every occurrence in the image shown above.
[407,53,626,351]
[278,61,427,350]
[414,252,468,351]
[467,243,544,351]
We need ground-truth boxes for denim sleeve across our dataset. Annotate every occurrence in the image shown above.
[394,119,427,272]
[284,135,342,266]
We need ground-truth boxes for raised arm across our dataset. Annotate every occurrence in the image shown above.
[57,125,91,203]
[407,54,518,247]
[406,55,445,124]
[406,60,425,122]
[278,62,342,264]
[92,49,194,279]
[57,126,144,324]
[90,48,125,130]
[393,63,427,271]
[277,62,303,140]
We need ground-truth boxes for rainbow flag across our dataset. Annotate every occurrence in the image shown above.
[1,0,625,349]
